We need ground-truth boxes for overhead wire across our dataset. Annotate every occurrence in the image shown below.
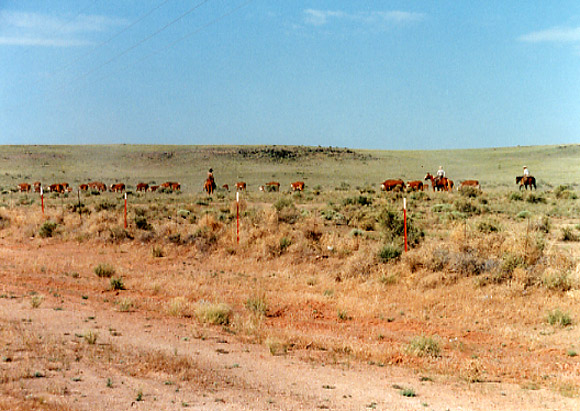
[65,0,214,87]
[90,0,254,87]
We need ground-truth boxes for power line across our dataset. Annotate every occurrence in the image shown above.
[91,0,254,87]
[66,0,213,86]
[53,0,174,76]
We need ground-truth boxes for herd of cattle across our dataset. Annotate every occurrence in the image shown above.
[16,181,181,194]
[18,174,537,195]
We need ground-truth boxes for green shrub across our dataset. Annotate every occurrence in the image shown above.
[38,221,58,238]
[561,227,579,242]
[525,193,546,204]
[94,200,117,212]
[476,219,501,233]
[459,186,480,198]
[546,309,573,327]
[509,192,523,202]
[378,244,402,262]
[273,197,293,212]
[379,208,424,246]
[135,216,152,231]
[245,293,268,316]
[195,302,232,325]
[407,335,441,357]
[343,196,372,206]
[554,185,578,200]
[279,236,291,251]
[454,199,480,215]
[109,277,125,291]
[542,270,574,292]
[94,263,115,278]
[516,210,532,219]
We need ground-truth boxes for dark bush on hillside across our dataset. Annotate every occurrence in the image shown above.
[94,200,117,212]
[554,185,578,200]
[459,187,480,198]
[39,221,58,238]
[476,219,501,233]
[454,199,480,215]
[343,196,372,206]
[378,244,402,262]
[525,193,546,204]
[508,192,523,202]
[378,208,424,247]
[0,212,10,229]
[135,216,152,231]
[561,227,579,242]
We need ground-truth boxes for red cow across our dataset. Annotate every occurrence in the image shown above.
[406,180,424,191]
[48,183,66,193]
[136,183,149,192]
[18,183,31,192]
[265,181,280,192]
[161,181,180,191]
[381,179,405,192]
[290,181,305,192]
[88,181,107,192]
[79,184,89,191]
[148,185,159,192]
[222,184,229,191]
[33,182,42,193]
[110,183,125,192]
[236,182,247,191]
[458,180,480,190]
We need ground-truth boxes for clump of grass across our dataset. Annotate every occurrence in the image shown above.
[554,185,578,200]
[151,245,164,257]
[30,294,44,308]
[109,277,125,291]
[516,210,531,219]
[265,336,288,356]
[400,388,416,397]
[135,216,152,231]
[337,309,351,321]
[84,330,98,345]
[279,236,291,251]
[94,263,115,278]
[378,244,402,262]
[245,292,268,316]
[116,297,134,312]
[542,270,574,292]
[378,207,423,246]
[38,221,58,238]
[167,297,190,317]
[508,192,523,201]
[406,335,441,358]
[561,227,579,242]
[195,302,232,325]
[525,193,546,204]
[94,200,117,212]
[476,219,501,233]
[343,195,372,206]
[546,309,573,327]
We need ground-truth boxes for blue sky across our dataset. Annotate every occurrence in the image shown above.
[1,1,579,149]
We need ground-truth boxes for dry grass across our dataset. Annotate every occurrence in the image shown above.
[1,185,579,397]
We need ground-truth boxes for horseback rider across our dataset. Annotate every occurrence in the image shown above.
[523,166,530,177]
[435,166,445,184]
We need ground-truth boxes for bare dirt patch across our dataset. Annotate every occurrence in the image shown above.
[1,237,579,410]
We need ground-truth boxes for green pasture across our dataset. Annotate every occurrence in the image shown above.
[0,144,578,193]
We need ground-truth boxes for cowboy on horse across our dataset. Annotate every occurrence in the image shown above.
[204,168,217,195]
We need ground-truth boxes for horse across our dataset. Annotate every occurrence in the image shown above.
[425,173,453,192]
[516,175,536,191]
[204,178,216,195]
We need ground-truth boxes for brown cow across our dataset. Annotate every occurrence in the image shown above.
[161,181,180,191]
[290,181,305,192]
[380,179,405,192]
[148,185,159,192]
[88,181,107,192]
[406,180,424,192]
[18,183,31,192]
[236,182,247,191]
[222,184,229,191]
[48,183,66,193]
[110,183,125,192]
[79,184,89,191]
[458,180,480,191]
[265,181,280,192]
[33,182,42,193]
[136,183,149,192]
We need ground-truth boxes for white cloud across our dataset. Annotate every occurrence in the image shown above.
[519,26,580,43]
[303,9,425,27]
[0,10,127,47]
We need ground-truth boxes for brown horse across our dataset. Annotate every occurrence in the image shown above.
[516,176,536,190]
[425,173,453,192]
[204,178,216,195]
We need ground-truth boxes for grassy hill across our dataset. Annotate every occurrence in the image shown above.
[0,144,578,192]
